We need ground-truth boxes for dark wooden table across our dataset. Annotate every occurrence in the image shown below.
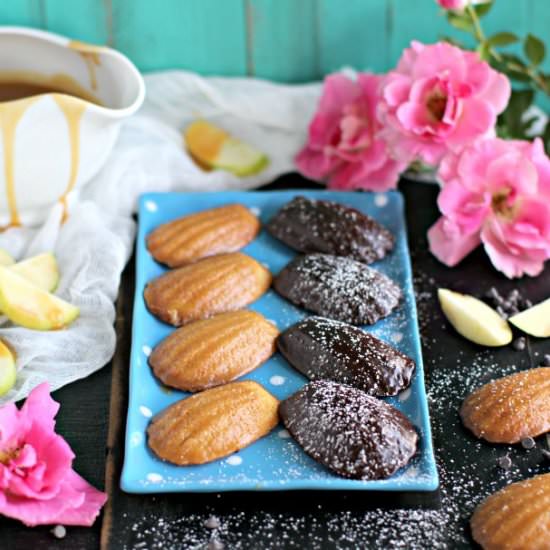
[2,176,549,549]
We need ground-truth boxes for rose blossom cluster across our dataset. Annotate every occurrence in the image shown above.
[296,39,550,277]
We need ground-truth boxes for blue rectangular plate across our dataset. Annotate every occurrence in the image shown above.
[121,190,438,493]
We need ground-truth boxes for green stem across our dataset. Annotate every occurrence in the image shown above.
[466,3,503,63]
[465,3,485,43]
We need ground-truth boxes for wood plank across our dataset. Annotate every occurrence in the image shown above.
[318,0,390,75]
[110,0,247,74]
[247,0,318,82]
[43,0,111,45]
[0,0,45,28]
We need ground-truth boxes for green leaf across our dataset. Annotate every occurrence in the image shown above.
[498,88,535,140]
[473,1,493,17]
[447,12,474,33]
[524,34,545,66]
[477,41,491,61]
[487,32,519,47]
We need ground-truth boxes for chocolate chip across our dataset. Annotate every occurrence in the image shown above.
[541,354,550,367]
[497,455,512,470]
[521,437,536,449]
[486,287,499,300]
[204,516,221,530]
[512,337,526,351]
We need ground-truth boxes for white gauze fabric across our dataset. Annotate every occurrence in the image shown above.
[0,70,321,404]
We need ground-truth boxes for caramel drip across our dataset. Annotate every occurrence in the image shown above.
[68,40,103,91]
[53,95,86,222]
[0,97,39,228]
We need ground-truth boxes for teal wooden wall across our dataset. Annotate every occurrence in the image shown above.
[0,0,547,80]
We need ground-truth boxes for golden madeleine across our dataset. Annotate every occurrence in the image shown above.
[150,310,279,391]
[147,381,279,465]
[147,204,260,268]
[471,473,550,550]
[144,252,272,326]
[460,368,550,443]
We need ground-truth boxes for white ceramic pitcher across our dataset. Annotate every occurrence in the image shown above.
[0,27,145,227]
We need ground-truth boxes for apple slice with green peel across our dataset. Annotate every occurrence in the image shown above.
[0,249,14,266]
[438,288,513,347]
[0,339,16,397]
[509,298,550,337]
[0,266,79,330]
[185,120,269,177]
[10,253,59,292]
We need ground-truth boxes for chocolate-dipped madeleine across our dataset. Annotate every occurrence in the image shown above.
[267,196,394,263]
[278,317,415,396]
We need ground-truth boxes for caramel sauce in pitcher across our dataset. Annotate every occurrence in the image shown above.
[0,67,102,228]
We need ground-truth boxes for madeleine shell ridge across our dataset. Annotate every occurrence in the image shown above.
[471,472,550,550]
[147,381,279,465]
[144,252,272,326]
[147,204,260,267]
[150,310,279,391]
[460,368,550,443]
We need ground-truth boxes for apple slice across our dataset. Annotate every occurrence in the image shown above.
[0,266,79,330]
[0,249,14,266]
[184,120,268,177]
[509,298,550,337]
[0,339,16,397]
[438,288,513,347]
[10,253,59,292]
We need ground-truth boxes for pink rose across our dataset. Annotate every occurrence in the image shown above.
[437,0,468,9]
[0,383,107,527]
[378,41,510,165]
[428,138,550,278]
[296,73,406,191]
[436,0,490,10]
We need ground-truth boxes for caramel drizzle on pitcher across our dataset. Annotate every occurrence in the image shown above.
[53,95,86,222]
[68,41,103,91]
[0,97,39,228]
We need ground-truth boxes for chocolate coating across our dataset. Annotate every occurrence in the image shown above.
[278,317,415,396]
[279,380,418,480]
[267,196,394,263]
[273,253,401,325]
